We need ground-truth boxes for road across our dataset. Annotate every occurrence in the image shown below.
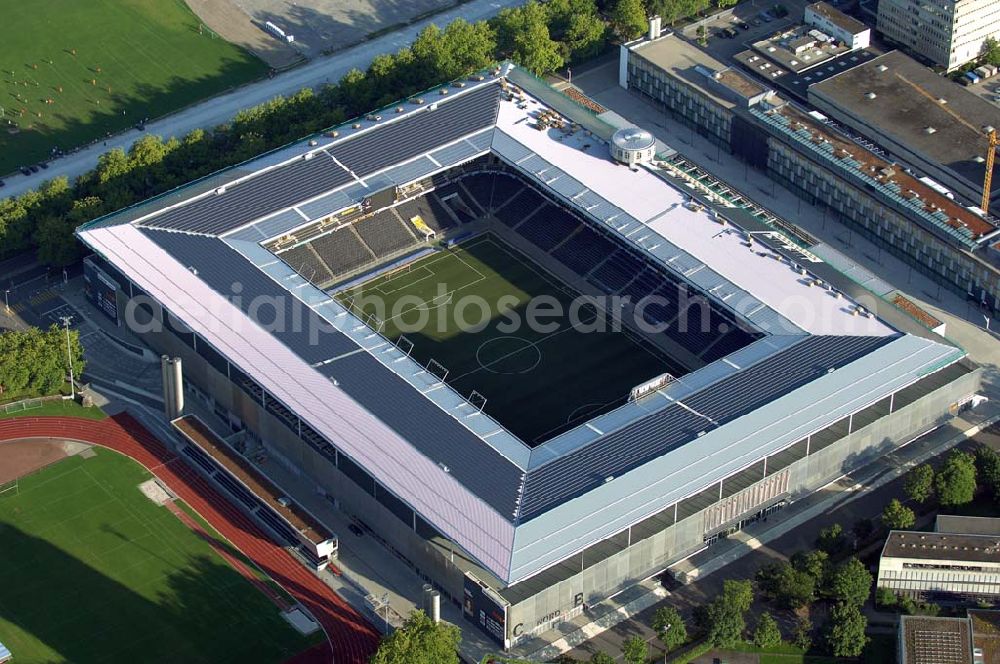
[0,0,519,200]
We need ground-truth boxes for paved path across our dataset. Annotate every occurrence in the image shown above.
[0,415,380,664]
[0,0,520,199]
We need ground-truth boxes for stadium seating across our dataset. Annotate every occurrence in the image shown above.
[515,205,582,251]
[434,183,480,222]
[279,244,334,284]
[309,226,376,278]
[494,188,546,229]
[551,227,617,277]
[354,209,420,257]
[487,175,523,210]
[588,249,644,293]
[458,173,497,211]
[394,195,457,232]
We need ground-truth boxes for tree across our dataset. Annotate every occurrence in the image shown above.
[935,450,977,507]
[704,579,753,647]
[370,610,460,664]
[756,561,815,609]
[622,635,648,664]
[0,325,85,399]
[829,557,873,607]
[791,549,830,588]
[825,602,868,657]
[495,2,564,75]
[652,606,687,653]
[792,617,813,651]
[904,464,935,503]
[753,612,782,649]
[816,523,847,555]
[608,0,647,41]
[881,499,916,530]
[982,36,1000,67]
[589,653,616,664]
[875,587,897,609]
[975,446,1000,503]
[716,0,738,6]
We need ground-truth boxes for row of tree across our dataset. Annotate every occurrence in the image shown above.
[0,325,85,400]
[3,0,740,269]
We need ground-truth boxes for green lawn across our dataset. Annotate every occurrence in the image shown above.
[0,398,106,420]
[0,0,267,174]
[337,235,679,444]
[0,450,315,663]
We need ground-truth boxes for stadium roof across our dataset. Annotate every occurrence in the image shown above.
[78,66,965,585]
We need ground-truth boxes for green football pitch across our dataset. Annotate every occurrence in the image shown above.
[337,235,679,444]
[0,450,316,663]
[0,0,267,174]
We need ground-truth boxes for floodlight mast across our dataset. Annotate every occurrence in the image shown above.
[60,316,75,400]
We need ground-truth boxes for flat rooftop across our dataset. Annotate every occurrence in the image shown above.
[632,34,768,109]
[494,84,891,337]
[937,515,1000,536]
[900,615,973,664]
[808,50,1000,201]
[749,25,853,75]
[806,1,868,35]
[762,101,997,242]
[883,531,1000,564]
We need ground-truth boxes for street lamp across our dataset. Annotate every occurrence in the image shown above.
[3,289,9,314]
[59,316,75,400]
[381,591,390,632]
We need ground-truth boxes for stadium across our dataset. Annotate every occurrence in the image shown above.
[77,64,982,650]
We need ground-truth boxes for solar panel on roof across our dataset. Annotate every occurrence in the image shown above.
[329,84,500,179]
[517,334,892,520]
[140,228,358,363]
[316,352,523,517]
[140,152,354,235]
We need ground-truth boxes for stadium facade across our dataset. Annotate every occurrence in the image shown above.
[78,65,982,649]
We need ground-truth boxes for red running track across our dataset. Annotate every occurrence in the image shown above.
[0,415,380,664]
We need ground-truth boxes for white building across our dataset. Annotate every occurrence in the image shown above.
[804,2,871,51]
[878,525,1000,603]
[876,0,1000,71]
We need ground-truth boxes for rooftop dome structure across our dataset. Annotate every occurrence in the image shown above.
[610,126,656,166]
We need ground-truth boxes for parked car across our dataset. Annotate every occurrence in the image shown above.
[28,165,39,174]
[759,11,774,22]
[737,21,750,30]
[751,17,762,26]
[722,27,739,38]
[348,523,364,537]
[38,162,48,170]
[0,180,5,188]
[19,166,30,176]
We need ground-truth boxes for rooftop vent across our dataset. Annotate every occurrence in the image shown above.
[924,126,937,134]
[303,152,313,160]
[877,64,888,72]
[352,123,361,129]
[865,92,876,100]
[215,186,226,195]
[308,139,318,146]
[937,97,948,104]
